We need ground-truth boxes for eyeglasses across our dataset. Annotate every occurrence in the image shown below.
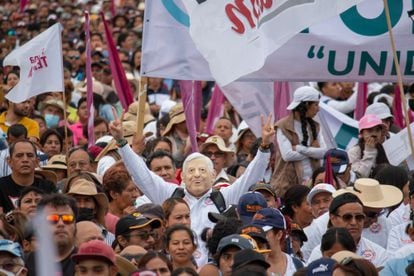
[335,213,366,223]
[365,209,386,219]
[203,151,225,158]
[127,231,157,240]
[67,55,80,60]
[46,214,75,224]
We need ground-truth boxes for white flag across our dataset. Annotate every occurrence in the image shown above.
[181,0,363,86]
[318,102,359,151]
[4,23,64,103]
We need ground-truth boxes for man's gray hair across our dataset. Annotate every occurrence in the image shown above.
[182,152,214,173]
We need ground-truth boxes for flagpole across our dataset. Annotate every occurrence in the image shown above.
[383,0,414,158]
[57,23,69,154]
[136,77,147,137]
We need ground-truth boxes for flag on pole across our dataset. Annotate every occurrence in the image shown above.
[20,0,28,12]
[318,102,359,151]
[4,23,64,103]
[323,155,335,187]
[101,12,134,109]
[274,82,291,121]
[354,82,368,120]
[194,81,202,132]
[84,12,95,149]
[180,80,199,153]
[393,85,405,128]
[204,85,225,135]
[181,0,364,86]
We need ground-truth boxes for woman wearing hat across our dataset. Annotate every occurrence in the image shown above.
[272,86,327,197]
[347,114,389,178]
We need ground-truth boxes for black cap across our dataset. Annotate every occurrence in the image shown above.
[208,205,238,223]
[238,224,267,243]
[329,192,362,214]
[232,249,270,271]
[115,213,162,237]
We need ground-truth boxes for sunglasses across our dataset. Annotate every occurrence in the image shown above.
[127,231,157,240]
[336,213,366,223]
[46,214,75,224]
[203,151,225,158]
[365,209,386,219]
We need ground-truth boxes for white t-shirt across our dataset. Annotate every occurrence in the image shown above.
[307,237,388,267]
[362,214,389,249]
[269,253,298,276]
[387,203,410,230]
[301,212,329,262]
[387,222,413,253]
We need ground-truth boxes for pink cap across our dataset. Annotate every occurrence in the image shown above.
[358,114,384,132]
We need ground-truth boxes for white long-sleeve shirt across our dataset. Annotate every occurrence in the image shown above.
[277,120,327,182]
[320,91,357,114]
[118,144,270,266]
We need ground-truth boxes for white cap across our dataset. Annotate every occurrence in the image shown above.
[365,102,393,120]
[95,135,113,144]
[307,183,336,204]
[287,86,320,110]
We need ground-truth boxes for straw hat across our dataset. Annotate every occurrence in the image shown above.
[331,250,362,263]
[35,168,58,185]
[199,135,235,167]
[162,103,186,136]
[77,80,104,95]
[335,178,403,208]
[123,101,155,124]
[66,179,109,225]
[41,154,67,170]
[39,99,65,114]
[115,255,136,276]
[235,121,250,144]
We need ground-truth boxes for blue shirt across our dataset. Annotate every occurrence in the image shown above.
[380,253,414,276]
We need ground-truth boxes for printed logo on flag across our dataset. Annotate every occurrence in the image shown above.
[28,48,48,78]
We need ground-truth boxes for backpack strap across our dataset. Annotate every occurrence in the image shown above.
[210,190,226,213]
[171,187,185,199]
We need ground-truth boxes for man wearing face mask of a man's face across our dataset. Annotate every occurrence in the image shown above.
[65,179,115,246]
[39,99,65,129]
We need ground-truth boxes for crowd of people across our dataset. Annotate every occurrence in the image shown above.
[0,0,414,276]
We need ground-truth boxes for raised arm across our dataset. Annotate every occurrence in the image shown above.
[109,110,175,203]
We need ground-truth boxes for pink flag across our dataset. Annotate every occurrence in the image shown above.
[20,0,28,13]
[194,81,202,131]
[354,83,368,120]
[393,85,404,128]
[204,85,225,135]
[84,12,95,148]
[274,82,291,121]
[110,0,116,18]
[324,155,335,188]
[180,80,199,153]
[100,12,134,109]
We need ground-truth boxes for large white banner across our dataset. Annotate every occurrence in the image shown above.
[142,0,414,82]
[181,0,363,86]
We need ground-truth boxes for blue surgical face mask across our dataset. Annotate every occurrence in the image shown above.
[44,114,60,128]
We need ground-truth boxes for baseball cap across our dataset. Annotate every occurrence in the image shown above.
[329,192,362,215]
[248,182,276,197]
[238,224,267,244]
[324,149,349,174]
[216,234,253,255]
[231,249,270,271]
[0,240,23,258]
[115,213,162,237]
[307,183,336,204]
[72,240,115,265]
[358,114,385,132]
[252,208,286,232]
[287,86,320,110]
[306,258,337,276]
[237,192,267,225]
[365,102,393,120]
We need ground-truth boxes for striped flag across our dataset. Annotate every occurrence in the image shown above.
[354,82,368,120]
[180,80,201,153]
[204,85,225,135]
[274,82,291,121]
[318,102,359,151]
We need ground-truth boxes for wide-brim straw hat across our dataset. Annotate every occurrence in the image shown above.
[162,103,186,136]
[41,154,67,170]
[124,101,155,125]
[199,135,235,167]
[39,99,66,114]
[66,179,109,226]
[35,168,58,185]
[334,178,403,208]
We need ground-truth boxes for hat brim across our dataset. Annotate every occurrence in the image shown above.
[72,253,115,266]
[252,187,276,197]
[208,212,227,223]
[35,169,58,185]
[95,139,117,162]
[341,185,402,208]
[42,164,67,170]
[162,112,186,136]
[307,189,334,204]
[129,218,162,231]
[115,255,136,275]
[199,142,235,167]
[286,101,300,110]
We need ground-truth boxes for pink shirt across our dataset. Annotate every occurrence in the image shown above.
[70,121,85,146]
[105,212,119,234]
